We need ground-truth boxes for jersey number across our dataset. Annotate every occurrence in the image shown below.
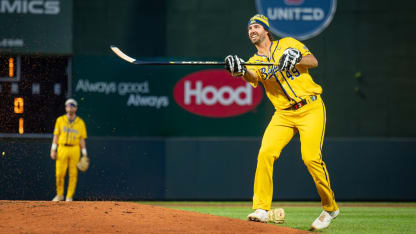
[285,68,300,80]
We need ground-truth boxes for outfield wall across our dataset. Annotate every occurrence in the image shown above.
[72,0,416,138]
[1,137,415,201]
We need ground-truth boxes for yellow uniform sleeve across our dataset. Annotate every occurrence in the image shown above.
[246,56,264,88]
[53,117,61,135]
[284,37,312,56]
[79,119,87,139]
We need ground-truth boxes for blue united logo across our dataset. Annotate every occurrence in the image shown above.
[255,0,337,40]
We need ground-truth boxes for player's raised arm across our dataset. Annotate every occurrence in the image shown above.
[297,54,318,69]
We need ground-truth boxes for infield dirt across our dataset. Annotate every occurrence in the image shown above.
[0,200,308,233]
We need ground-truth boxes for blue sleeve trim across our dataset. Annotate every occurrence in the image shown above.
[271,41,279,63]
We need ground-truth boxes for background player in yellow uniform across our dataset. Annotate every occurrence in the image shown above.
[50,98,88,202]
[224,14,339,230]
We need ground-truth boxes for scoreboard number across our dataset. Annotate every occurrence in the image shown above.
[13,97,24,134]
[0,56,70,137]
[14,97,24,114]
[0,56,20,81]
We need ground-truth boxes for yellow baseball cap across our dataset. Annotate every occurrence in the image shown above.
[248,14,270,31]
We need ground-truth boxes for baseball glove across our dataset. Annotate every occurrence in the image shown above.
[77,156,90,172]
[268,208,285,224]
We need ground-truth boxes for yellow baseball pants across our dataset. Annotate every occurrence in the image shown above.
[56,145,80,198]
[252,96,338,212]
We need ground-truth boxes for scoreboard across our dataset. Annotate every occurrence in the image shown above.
[0,0,72,137]
[0,56,70,136]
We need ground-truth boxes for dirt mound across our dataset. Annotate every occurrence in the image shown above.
[0,201,308,233]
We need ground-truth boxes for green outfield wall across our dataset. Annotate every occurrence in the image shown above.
[72,55,271,137]
[1,137,415,201]
[71,0,416,137]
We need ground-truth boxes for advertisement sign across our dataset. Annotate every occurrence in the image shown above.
[73,56,269,137]
[255,0,337,40]
[0,0,72,54]
[173,69,263,118]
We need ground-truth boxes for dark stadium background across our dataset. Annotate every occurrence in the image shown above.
[1,0,415,201]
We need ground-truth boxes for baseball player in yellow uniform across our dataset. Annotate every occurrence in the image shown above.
[50,98,88,202]
[224,14,339,230]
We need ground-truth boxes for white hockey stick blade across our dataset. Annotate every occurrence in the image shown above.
[110,46,136,63]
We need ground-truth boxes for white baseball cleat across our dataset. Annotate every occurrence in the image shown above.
[52,195,64,201]
[247,209,269,223]
[311,209,340,230]
[65,197,73,202]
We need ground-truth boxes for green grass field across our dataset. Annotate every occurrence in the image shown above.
[140,202,416,233]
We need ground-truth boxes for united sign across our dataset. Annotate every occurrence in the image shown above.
[255,0,337,40]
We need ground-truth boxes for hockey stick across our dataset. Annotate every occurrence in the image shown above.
[110,46,274,66]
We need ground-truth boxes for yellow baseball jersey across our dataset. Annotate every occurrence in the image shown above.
[53,115,87,146]
[247,37,322,110]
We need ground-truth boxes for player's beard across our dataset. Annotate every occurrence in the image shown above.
[250,32,266,45]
